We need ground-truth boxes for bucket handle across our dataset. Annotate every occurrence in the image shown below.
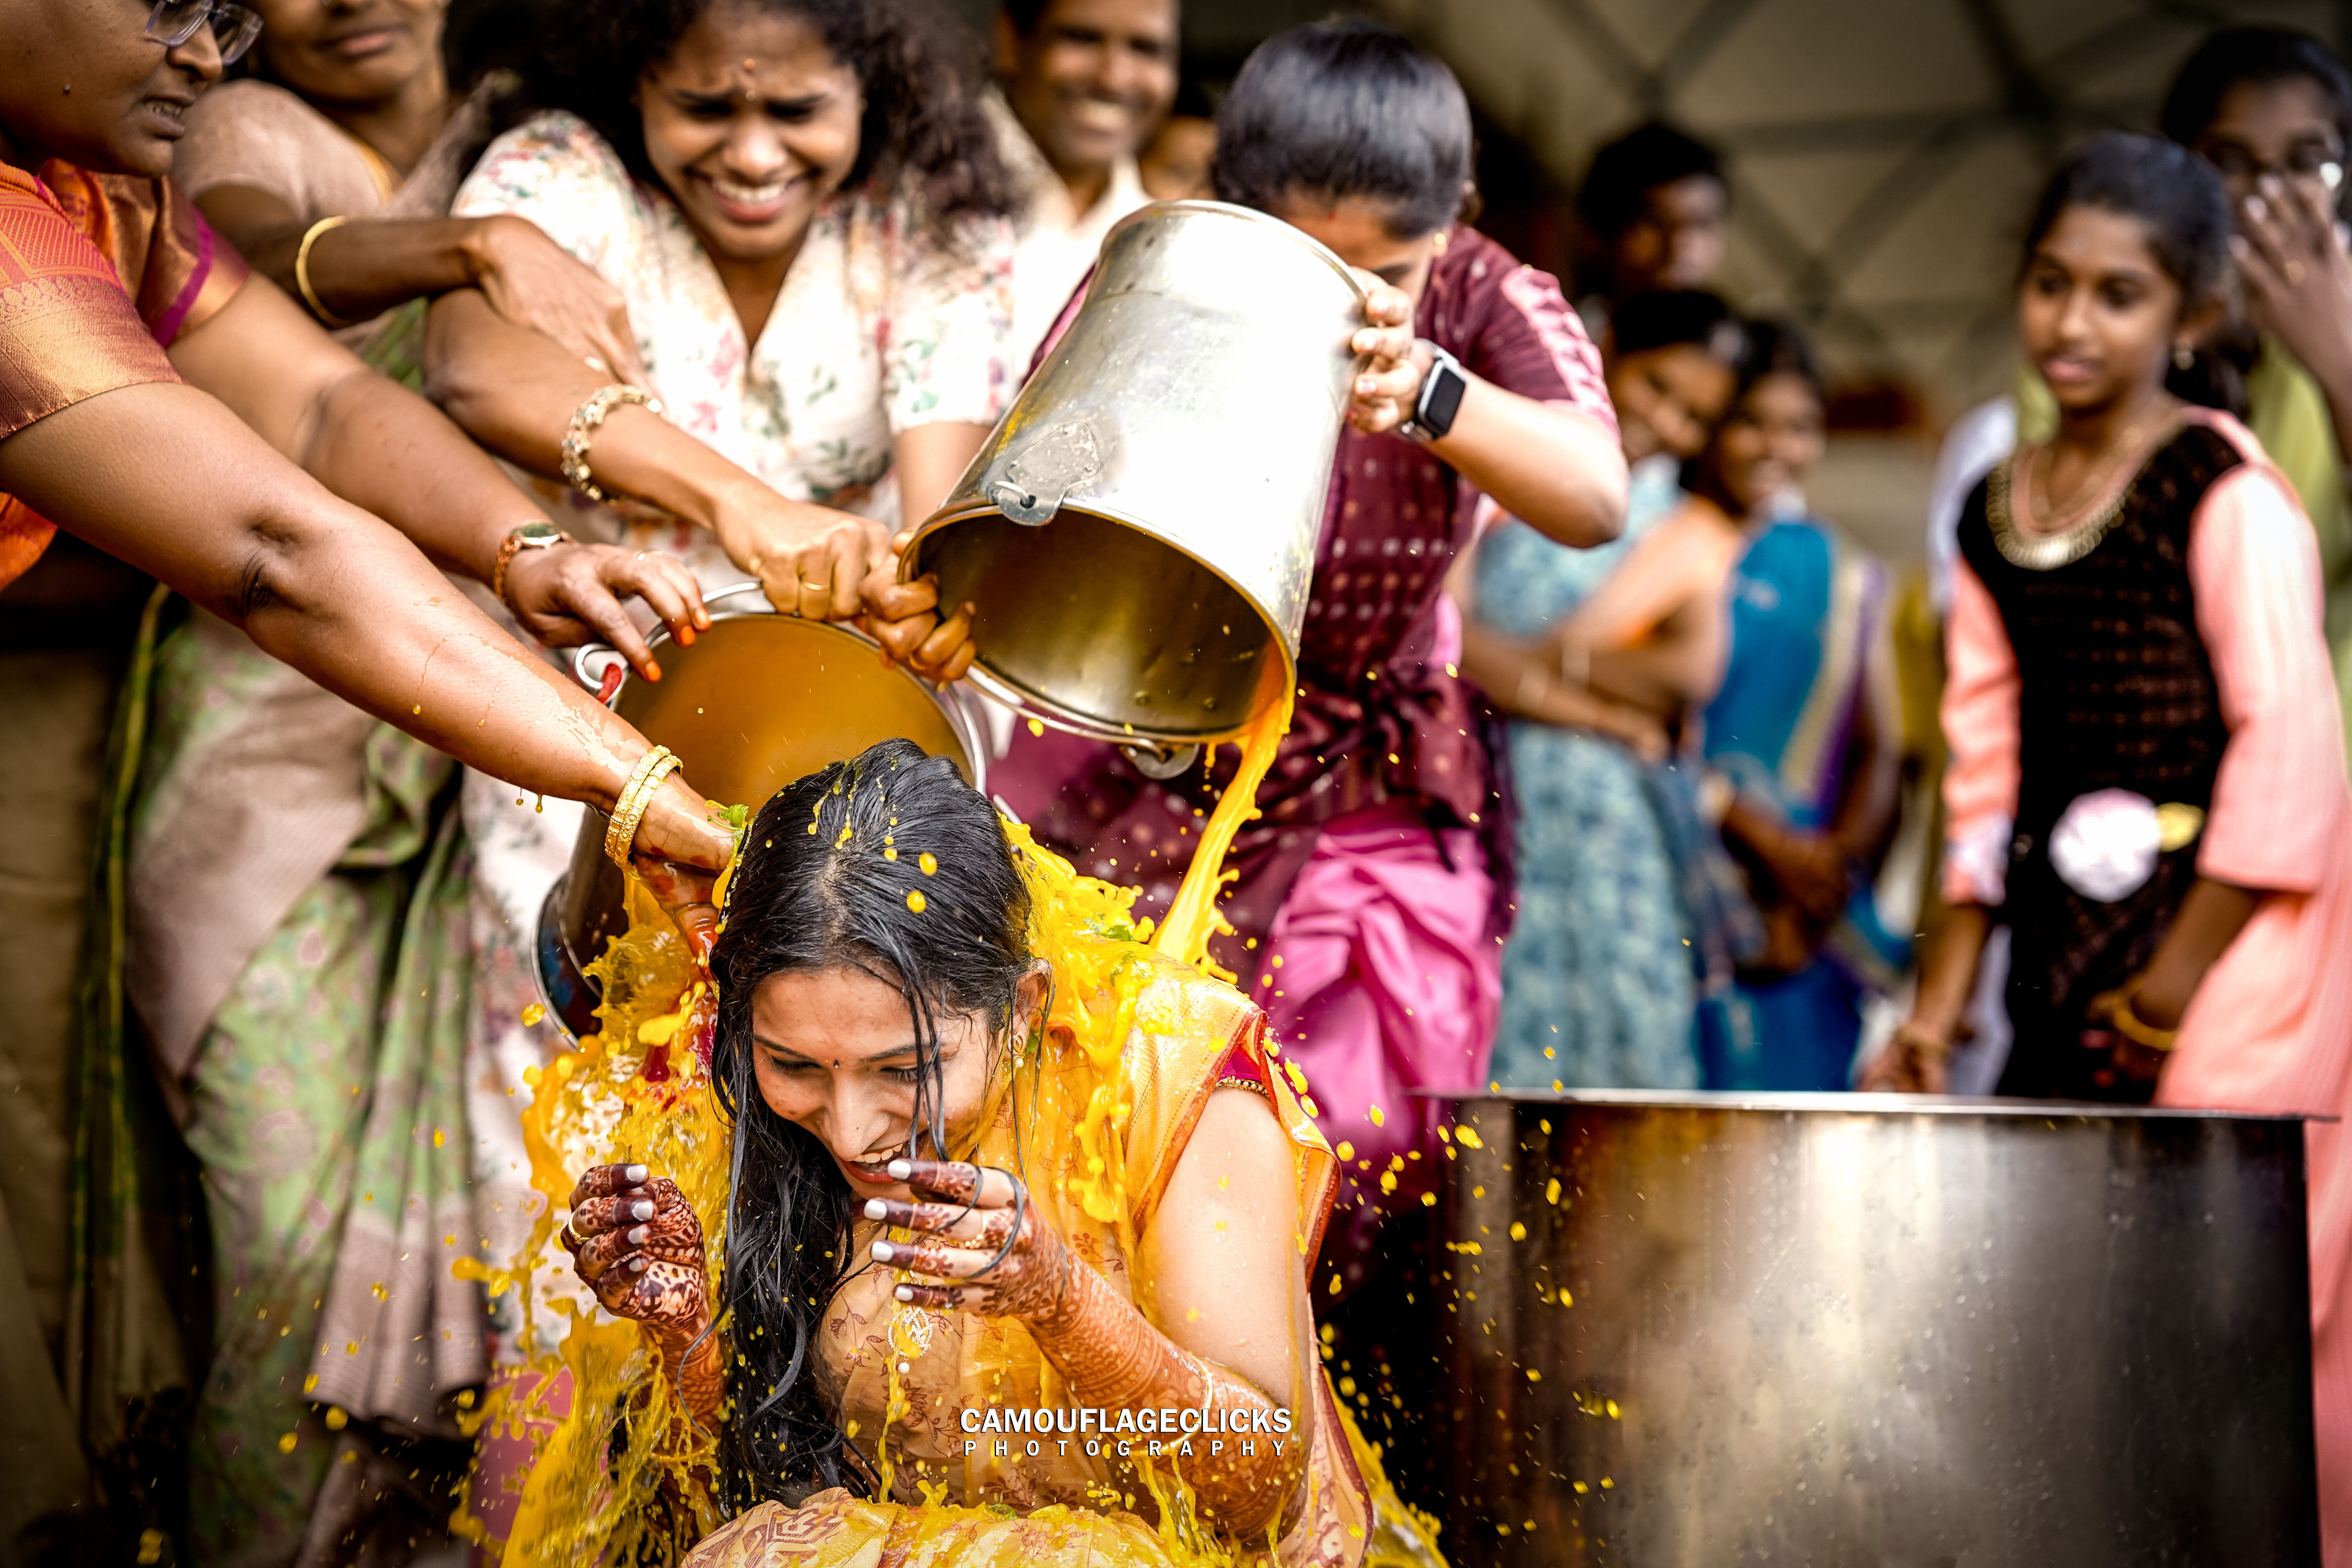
[963,666,1202,780]
[572,643,629,704]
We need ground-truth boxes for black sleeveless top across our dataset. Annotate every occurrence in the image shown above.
[1954,422,2238,1100]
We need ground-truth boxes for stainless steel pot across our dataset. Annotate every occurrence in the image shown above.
[1399,1091,2318,1566]
[901,200,1366,763]
[533,584,986,1042]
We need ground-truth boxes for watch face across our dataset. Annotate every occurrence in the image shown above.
[516,522,564,545]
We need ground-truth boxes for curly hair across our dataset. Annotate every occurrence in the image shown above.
[522,0,1016,243]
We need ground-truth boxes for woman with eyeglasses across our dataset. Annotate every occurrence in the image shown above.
[0,0,964,1555]
[171,0,647,381]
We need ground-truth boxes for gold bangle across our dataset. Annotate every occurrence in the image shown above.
[295,215,352,327]
[605,746,681,868]
[561,385,663,505]
[2107,990,2179,1053]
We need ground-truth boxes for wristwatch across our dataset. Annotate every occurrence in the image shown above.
[1398,341,1467,444]
[492,519,575,607]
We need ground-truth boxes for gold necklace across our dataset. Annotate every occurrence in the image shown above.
[1991,406,2181,572]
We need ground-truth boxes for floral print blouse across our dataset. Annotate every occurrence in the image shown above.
[452,111,1016,584]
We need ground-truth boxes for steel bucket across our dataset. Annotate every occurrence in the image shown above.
[901,200,1366,765]
[1348,1091,2319,1566]
[534,584,986,1042]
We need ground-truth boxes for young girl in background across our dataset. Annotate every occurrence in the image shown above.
[1867,132,2352,1561]
[1460,290,1746,1092]
[1693,323,1906,1091]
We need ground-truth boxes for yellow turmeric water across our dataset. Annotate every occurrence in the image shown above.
[463,666,1440,1568]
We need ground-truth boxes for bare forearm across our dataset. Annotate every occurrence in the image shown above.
[6,385,641,809]
[1428,382,1626,548]
[2134,878,2261,1025]
[203,199,482,322]
[426,289,749,526]
[1588,636,1713,713]
[1909,904,1991,1037]
[297,359,545,582]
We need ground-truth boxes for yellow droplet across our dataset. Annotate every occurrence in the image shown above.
[278,1432,299,1453]
[1368,1103,1386,1127]
[303,1373,319,1394]
[371,1281,388,1301]
[1420,1191,1437,1207]
[432,1128,446,1148]
[1455,1125,1485,1150]
[1509,1221,1527,1241]
[1526,1368,1541,1381]
[1379,1170,1398,1194]
[521,1065,543,1088]
[918,851,938,875]
[1186,1306,1201,1321]
[410,704,421,715]
[1328,1274,1343,1295]
[1027,718,1045,737]
[884,847,898,860]
[456,1388,477,1410]
[1606,1399,1621,1419]
[325,1406,349,1431]
[1546,1177,1562,1205]
[906,891,927,913]
[1601,1477,1613,1489]
[1573,1481,1589,1495]
[521,1002,546,1027]
[345,1341,358,1354]
[1335,1140,1355,1161]
[137,1529,164,1565]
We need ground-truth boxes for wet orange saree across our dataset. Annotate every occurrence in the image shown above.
[0,160,247,584]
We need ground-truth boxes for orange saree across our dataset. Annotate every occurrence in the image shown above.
[0,160,247,584]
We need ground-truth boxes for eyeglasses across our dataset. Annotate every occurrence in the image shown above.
[2201,145,2346,194]
[146,0,264,64]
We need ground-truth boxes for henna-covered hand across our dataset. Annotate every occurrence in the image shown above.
[564,1164,709,1329]
[865,1158,1074,1325]
[564,1163,725,1427]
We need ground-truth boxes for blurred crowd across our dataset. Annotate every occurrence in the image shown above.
[3,0,2351,1563]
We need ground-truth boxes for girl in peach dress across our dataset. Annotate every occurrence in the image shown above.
[1869,134,2352,1563]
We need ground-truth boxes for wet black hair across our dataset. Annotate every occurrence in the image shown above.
[1212,19,1474,239]
[707,739,1033,1506]
[524,0,1014,245]
[2159,26,2352,158]
[1611,288,1743,361]
[1576,120,1725,241]
[2019,132,2239,410]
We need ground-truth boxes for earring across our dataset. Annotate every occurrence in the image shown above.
[1430,229,1450,256]
[2174,343,2196,370]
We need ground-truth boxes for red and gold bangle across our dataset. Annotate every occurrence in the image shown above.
[2108,990,2179,1052]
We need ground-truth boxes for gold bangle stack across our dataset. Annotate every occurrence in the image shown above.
[562,385,663,505]
[2107,990,2179,1052]
[295,215,352,327]
[605,746,682,868]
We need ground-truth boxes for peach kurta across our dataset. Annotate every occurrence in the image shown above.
[1942,410,2352,1562]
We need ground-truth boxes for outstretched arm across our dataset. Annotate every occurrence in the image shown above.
[0,378,732,881]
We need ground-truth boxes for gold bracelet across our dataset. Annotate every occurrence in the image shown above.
[561,385,663,505]
[295,215,352,327]
[2107,989,2180,1053]
[605,746,681,868]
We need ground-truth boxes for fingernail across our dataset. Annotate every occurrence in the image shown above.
[628,1225,650,1244]
[645,664,662,682]
[864,1199,889,1220]
[872,1241,896,1262]
[624,1165,648,1182]
[887,1159,913,1180]
[631,1200,655,1221]
[895,1285,915,1302]
[629,1257,647,1272]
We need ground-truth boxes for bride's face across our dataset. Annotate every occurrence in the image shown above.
[749,965,1035,1203]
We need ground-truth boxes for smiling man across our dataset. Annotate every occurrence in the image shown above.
[992,0,1176,365]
